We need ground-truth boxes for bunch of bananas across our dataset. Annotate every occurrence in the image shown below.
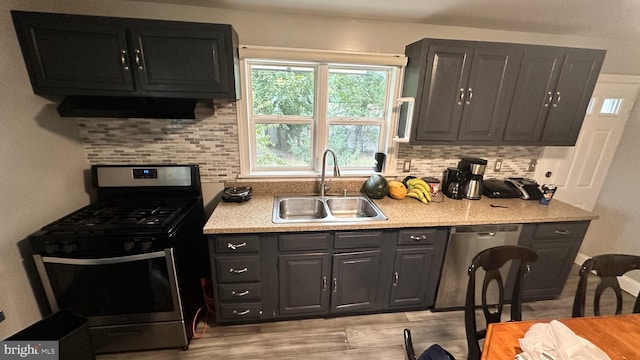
[405,178,432,204]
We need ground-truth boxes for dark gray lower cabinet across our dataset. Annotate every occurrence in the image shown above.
[331,250,382,313]
[277,231,387,318]
[388,228,448,308]
[208,227,448,323]
[517,221,590,300]
[389,248,434,307]
[278,253,331,316]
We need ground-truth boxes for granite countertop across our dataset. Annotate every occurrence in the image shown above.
[203,191,598,234]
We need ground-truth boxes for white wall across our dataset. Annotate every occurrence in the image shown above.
[0,1,90,338]
[3,0,640,337]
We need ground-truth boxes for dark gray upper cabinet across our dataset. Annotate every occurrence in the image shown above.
[403,38,605,146]
[504,47,605,145]
[408,40,522,143]
[11,10,240,99]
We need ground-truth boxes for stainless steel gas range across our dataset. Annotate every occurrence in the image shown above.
[29,164,207,354]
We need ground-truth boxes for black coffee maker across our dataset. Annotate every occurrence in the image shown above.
[443,167,464,199]
[458,157,488,200]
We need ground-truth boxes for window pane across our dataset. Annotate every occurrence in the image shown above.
[587,97,596,114]
[329,124,381,167]
[251,65,314,116]
[600,98,623,115]
[328,68,387,118]
[255,123,311,167]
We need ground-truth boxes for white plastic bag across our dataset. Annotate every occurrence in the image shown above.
[516,320,611,360]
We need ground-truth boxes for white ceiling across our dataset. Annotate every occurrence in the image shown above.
[148,0,639,42]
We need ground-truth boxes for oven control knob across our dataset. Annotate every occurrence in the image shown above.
[140,240,153,251]
[45,242,59,254]
[123,240,136,252]
[62,242,77,254]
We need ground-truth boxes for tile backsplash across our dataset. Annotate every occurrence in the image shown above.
[78,100,240,183]
[78,101,542,183]
[396,144,543,181]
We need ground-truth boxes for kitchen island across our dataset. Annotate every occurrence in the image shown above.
[203,190,597,324]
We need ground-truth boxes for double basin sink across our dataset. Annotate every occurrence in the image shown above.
[272,194,387,223]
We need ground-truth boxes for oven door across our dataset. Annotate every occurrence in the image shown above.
[33,249,184,327]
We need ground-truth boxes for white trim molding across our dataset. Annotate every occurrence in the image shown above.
[239,45,408,66]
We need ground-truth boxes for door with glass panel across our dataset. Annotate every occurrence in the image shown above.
[534,78,640,211]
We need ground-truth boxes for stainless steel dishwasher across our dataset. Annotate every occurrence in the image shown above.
[434,224,523,310]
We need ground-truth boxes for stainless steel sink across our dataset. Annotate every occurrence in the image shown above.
[272,195,387,223]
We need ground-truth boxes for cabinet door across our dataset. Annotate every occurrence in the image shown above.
[12,11,133,95]
[129,22,233,96]
[503,47,565,142]
[278,253,331,316]
[331,250,382,313]
[523,240,581,300]
[457,46,522,141]
[541,49,605,145]
[388,248,434,308]
[412,44,473,142]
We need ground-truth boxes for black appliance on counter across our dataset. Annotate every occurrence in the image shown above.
[29,164,207,354]
[458,157,487,200]
[443,167,465,199]
[483,179,522,198]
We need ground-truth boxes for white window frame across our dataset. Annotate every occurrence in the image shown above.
[236,46,407,179]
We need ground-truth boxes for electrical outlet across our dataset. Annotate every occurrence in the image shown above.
[528,159,537,172]
[494,159,502,172]
[403,160,411,172]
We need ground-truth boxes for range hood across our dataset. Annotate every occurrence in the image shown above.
[57,96,199,119]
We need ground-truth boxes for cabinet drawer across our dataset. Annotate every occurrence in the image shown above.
[219,302,263,320]
[215,256,261,283]
[334,231,384,249]
[218,283,262,301]
[398,228,438,245]
[534,221,589,240]
[212,235,260,253]
[279,233,331,252]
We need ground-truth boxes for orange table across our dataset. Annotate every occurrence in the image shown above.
[481,314,640,360]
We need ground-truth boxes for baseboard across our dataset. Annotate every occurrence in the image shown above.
[575,252,640,297]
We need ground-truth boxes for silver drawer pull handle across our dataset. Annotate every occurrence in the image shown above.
[393,272,399,286]
[229,267,248,274]
[323,276,327,291]
[333,278,337,293]
[135,49,143,70]
[233,309,250,316]
[466,87,473,105]
[231,290,249,297]
[227,242,247,250]
[410,235,427,241]
[553,91,561,107]
[544,91,553,107]
[120,49,129,70]
[457,87,465,105]
[555,230,570,235]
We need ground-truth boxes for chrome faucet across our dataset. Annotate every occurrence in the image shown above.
[320,149,340,197]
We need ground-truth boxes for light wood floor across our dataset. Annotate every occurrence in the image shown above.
[96,265,634,360]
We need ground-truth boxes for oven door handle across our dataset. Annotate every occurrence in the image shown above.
[41,250,167,266]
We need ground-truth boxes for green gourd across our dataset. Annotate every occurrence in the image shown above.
[362,175,389,199]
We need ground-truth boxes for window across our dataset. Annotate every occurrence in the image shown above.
[239,50,404,177]
[600,98,623,115]
[587,96,624,116]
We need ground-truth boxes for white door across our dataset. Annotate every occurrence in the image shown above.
[534,76,640,211]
